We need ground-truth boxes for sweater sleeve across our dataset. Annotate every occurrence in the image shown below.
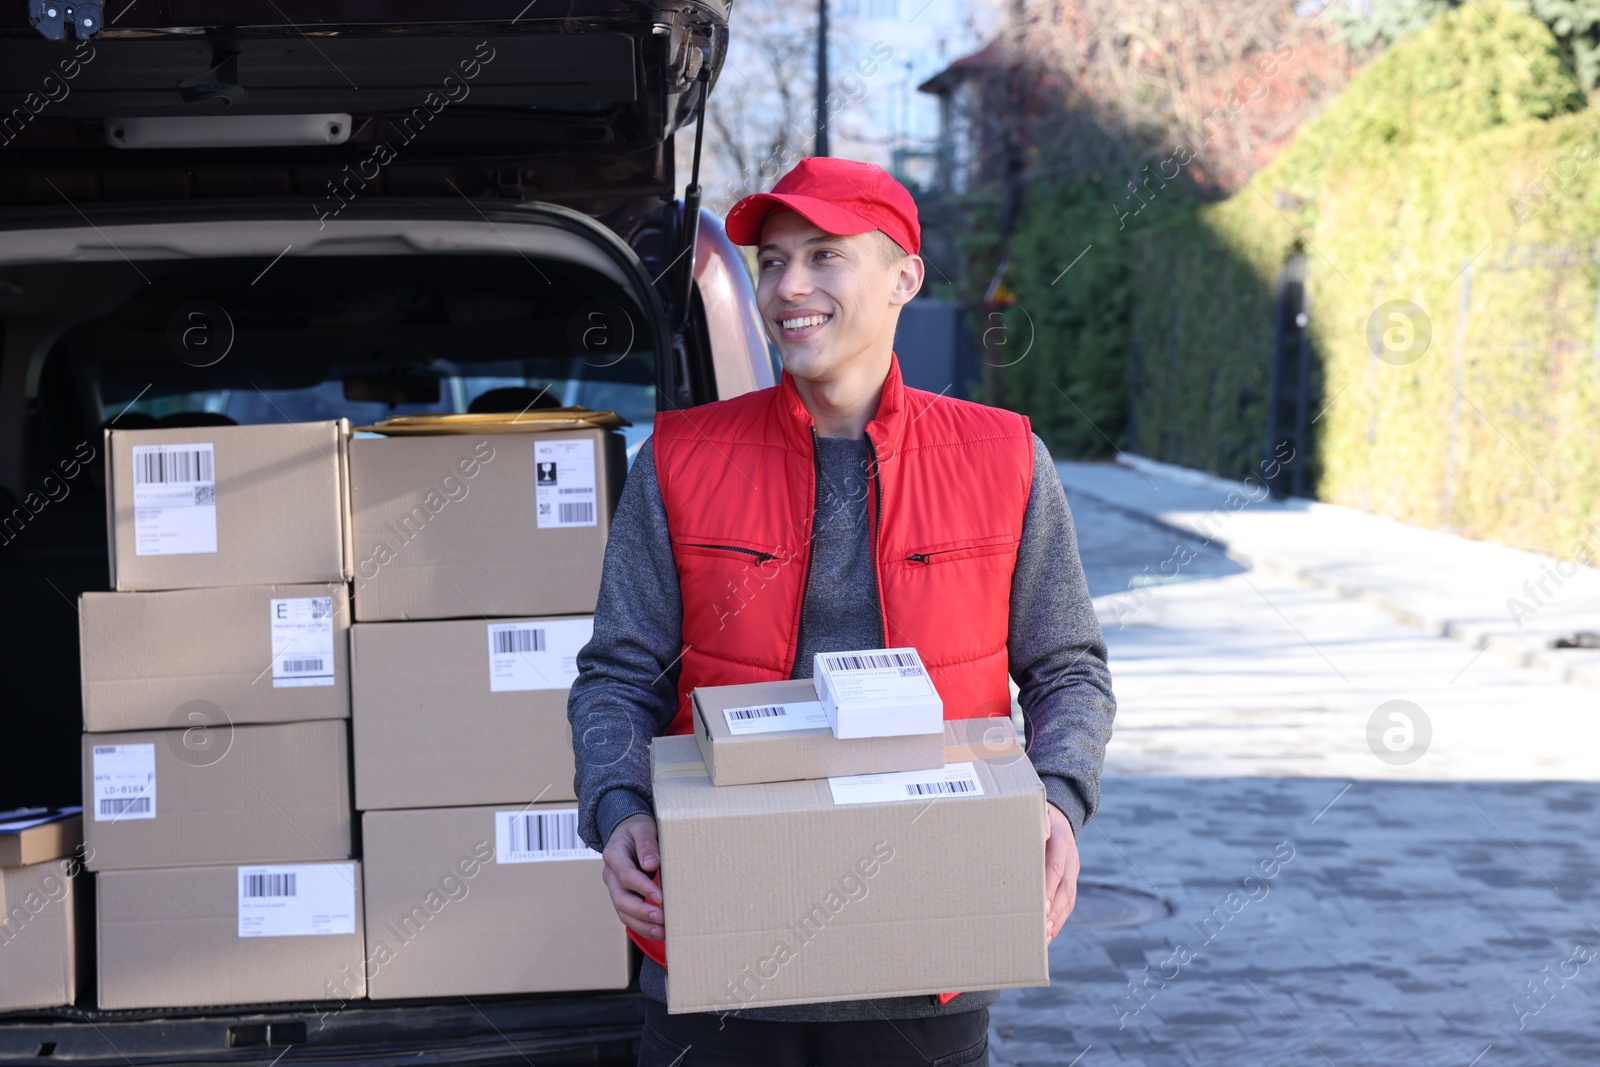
[1008,434,1118,835]
[567,437,682,852]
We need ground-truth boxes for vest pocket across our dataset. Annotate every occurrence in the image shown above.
[675,541,781,564]
[902,540,1016,566]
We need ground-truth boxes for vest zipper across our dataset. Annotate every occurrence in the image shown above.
[682,543,777,564]
[795,426,823,671]
[863,431,886,645]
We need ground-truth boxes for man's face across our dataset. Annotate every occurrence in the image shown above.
[754,209,920,384]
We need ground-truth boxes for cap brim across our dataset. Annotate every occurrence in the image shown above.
[724,192,879,246]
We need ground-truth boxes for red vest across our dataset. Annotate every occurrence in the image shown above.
[639,353,1034,974]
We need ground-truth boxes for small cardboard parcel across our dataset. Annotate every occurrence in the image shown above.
[653,716,1048,1013]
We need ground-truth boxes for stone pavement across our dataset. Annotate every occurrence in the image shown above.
[984,469,1600,1067]
[1056,455,1600,692]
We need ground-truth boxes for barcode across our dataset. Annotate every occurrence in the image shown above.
[94,746,117,755]
[904,779,977,796]
[243,873,297,898]
[99,797,151,816]
[559,487,591,494]
[494,627,546,655]
[134,448,213,485]
[559,501,595,523]
[509,811,581,856]
[823,651,919,672]
[280,658,324,673]
[729,705,786,721]
[310,598,332,619]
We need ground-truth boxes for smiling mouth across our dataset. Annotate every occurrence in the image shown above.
[780,313,831,331]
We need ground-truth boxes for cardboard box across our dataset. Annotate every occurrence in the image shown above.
[351,616,590,809]
[106,420,351,592]
[96,862,367,1009]
[813,648,943,738]
[0,807,84,867]
[361,805,629,999]
[0,857,83,1011]
[79,584,351,733]
[82,720,352,872]
[653,716,1047,1014]
[692,679,945,786]
[347,428,625,621]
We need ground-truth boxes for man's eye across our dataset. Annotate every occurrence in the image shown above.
[814,250,838,261]
[760,258,782,270]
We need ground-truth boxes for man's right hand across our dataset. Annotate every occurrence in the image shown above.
[602,812,664,940]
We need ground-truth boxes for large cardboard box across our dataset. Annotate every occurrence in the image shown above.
[692,679,945,786]
[360,805,628,999]
[79,584,351,732]
[0,807,83,867]
[96,861,367,1009]
[106,420,351,592]
[347,428,625,621]
[83,720,352,871]
[351,616,590,809]
[0,857,83,1011]
[653,717,1048,1014]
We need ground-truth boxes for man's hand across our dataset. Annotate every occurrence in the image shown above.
[1045,802,1079,943]
[602,813,665,940]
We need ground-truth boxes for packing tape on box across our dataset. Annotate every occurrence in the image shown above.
[653,728,1025,782]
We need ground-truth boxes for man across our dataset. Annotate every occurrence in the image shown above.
[568,156,1116,1066]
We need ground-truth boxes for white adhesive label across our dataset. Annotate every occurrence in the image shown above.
[828,762,984,806]
[722,700,830,736]
[131,442,217,556]
[495,808,601,863]
[816,649,935,702]
[270,596,336,688]
[535,438,598,528]
[92,745,156,821]
[237,863,357,937]
[487,617,594,692]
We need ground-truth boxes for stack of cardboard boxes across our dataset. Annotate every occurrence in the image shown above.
[655,653,1051,1014]
[346,427,631,1000]
[81,422,364,1010]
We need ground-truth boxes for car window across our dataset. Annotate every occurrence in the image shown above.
[117,362,656,461]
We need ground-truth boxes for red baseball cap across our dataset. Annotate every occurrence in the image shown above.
[725,156,921,255]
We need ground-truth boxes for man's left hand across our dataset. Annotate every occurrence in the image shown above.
[1045,802,1079,943]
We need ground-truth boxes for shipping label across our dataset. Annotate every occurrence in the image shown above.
[495,808,601,863]
[722,700,830,736]
[270,596,336,688]
[130,442,218,556]
[828,761,985,806]
[487,617,594,692]
[534,437,598,528]
[237,863,357,937]
[92,744,157,821]
[816,649,934,702]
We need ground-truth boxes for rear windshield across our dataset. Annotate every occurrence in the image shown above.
[77,252,657,459]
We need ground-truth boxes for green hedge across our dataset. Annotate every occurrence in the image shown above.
[976,178,1191,459]
[1128,0,1600,555]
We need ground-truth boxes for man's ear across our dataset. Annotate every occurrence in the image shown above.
[889,254,925,307]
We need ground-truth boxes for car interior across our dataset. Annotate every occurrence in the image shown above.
[0,249,656,813]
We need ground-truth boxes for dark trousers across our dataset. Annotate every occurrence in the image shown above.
[638,998,989,1067]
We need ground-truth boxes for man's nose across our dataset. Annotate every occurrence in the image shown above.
[774,261,812,301]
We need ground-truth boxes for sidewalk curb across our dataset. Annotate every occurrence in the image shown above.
[1061,454,1600,692]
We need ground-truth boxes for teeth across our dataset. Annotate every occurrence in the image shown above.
[781,314,829,330]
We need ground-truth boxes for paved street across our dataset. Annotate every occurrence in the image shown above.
[987,472,1600,1066]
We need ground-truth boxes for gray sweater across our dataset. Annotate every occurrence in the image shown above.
[567,430,1116,1022]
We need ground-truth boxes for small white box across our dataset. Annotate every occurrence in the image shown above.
[812,647,943,739]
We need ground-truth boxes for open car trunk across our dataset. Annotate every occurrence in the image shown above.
[0,3,745,1061]
[0,203,701,1064]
